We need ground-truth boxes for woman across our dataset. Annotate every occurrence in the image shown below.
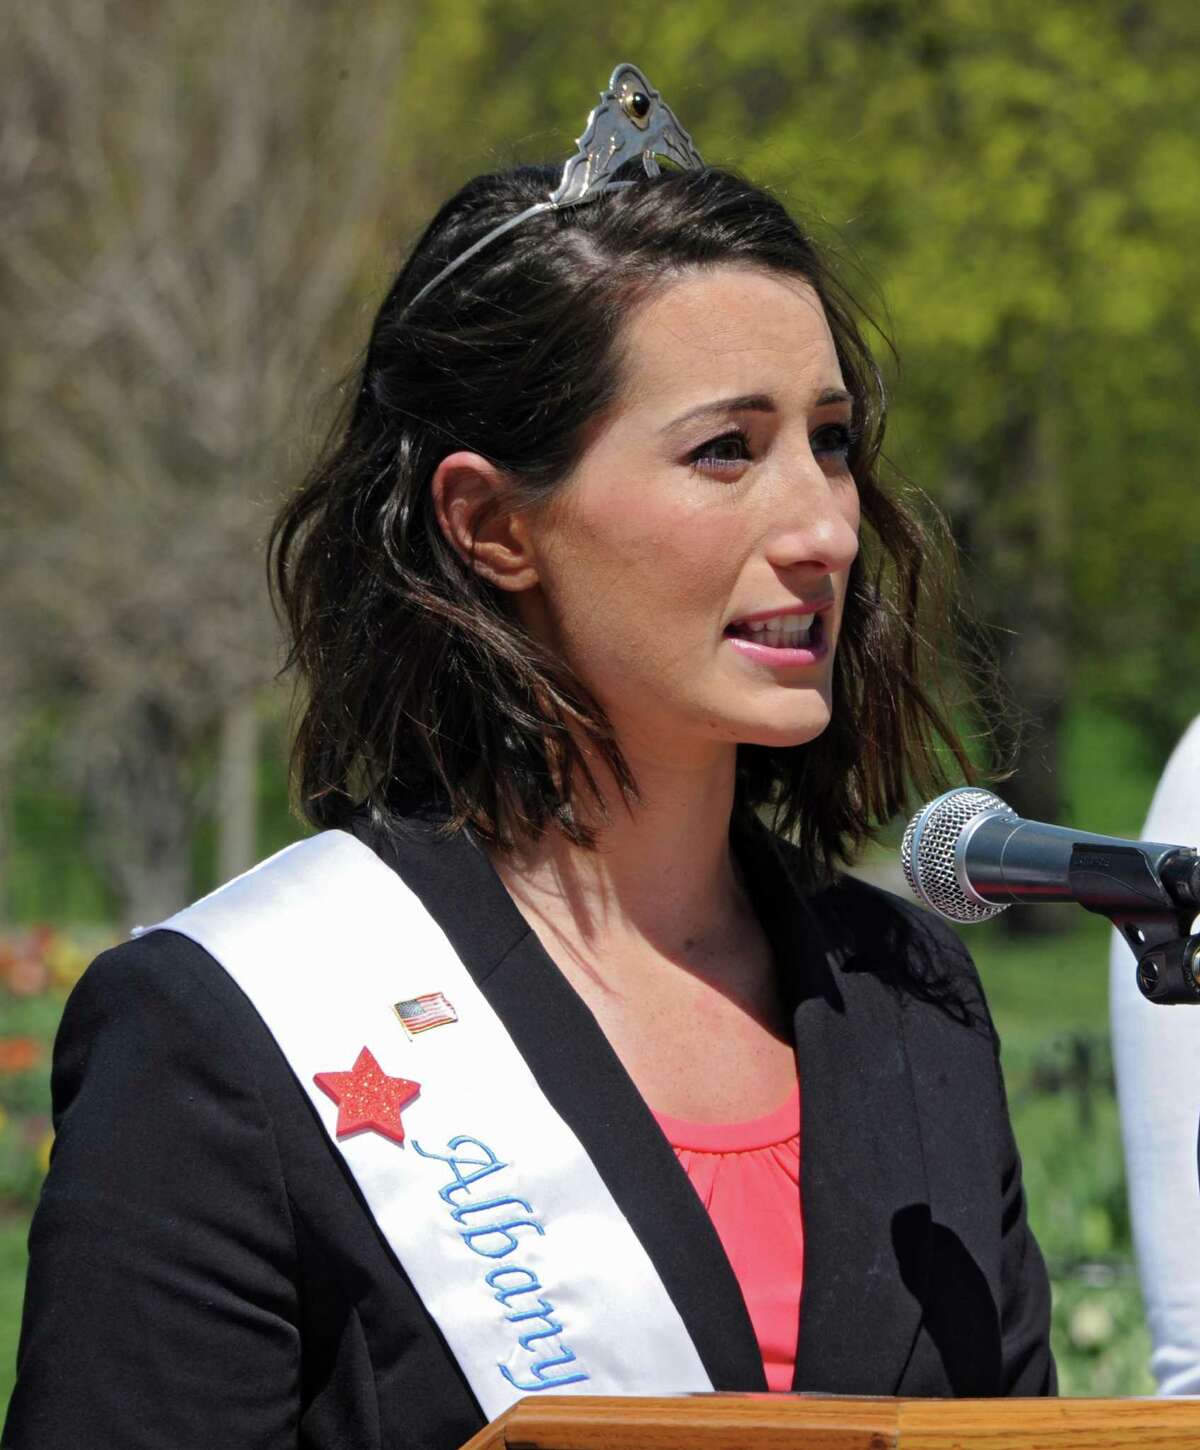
[1110,716,1200,1394]
[5,65,1054,1450]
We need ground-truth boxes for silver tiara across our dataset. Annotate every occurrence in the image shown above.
[403,63,705,316]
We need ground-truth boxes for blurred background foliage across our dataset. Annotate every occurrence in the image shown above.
[1,0,1198,1405]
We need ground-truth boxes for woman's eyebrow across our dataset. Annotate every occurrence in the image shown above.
[661,393,775,433]
[661,387,853,434]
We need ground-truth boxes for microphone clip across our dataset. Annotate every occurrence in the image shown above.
[1126,925,1200,1006]
[1094,845,1200,1005]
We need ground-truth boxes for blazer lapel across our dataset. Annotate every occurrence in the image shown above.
[360,815,767,1393]
[765,866,933,1395]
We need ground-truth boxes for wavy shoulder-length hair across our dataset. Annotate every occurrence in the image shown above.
[270,163,978,880]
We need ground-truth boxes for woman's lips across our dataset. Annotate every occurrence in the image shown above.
[725,639,829,667]
[723,605,831,666]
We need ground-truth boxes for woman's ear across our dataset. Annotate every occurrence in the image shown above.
[430,451,539,593]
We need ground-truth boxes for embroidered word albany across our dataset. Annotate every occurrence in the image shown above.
[414,1134,589,1392]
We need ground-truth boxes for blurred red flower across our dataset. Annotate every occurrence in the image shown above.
[0,1038,42,1075]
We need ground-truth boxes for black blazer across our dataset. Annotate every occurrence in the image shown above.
[3,816,1054,1450]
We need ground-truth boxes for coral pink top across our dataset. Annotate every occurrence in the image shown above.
[653,1083,803,1393]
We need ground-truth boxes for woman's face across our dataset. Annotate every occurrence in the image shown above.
[519,264,861,765]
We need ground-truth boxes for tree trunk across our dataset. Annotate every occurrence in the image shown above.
[78,700,194,929]
[987,409,1073,937]
[0,773,8,925]
[951,405,1073,937]
[216,696,258,885]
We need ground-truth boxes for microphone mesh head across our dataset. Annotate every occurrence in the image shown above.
[901,788,1013,923]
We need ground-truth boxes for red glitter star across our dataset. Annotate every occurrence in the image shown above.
[313,1047,420,1144]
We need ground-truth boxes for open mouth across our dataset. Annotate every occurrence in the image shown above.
[724,612,825,651]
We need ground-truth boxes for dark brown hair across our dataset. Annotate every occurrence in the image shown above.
[270,164,978,879]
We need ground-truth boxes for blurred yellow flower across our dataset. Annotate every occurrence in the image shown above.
[46,936,89,991]
[1069,1299,1115,1351]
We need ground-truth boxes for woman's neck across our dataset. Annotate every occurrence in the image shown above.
[490,744,747,966]
[490,742,794,1123]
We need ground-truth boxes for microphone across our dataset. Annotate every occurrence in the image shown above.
[902,786,1200,926]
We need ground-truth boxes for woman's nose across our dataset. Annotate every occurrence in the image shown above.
[762,471,860,576]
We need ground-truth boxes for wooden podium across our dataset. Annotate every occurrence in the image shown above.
[461,1393,1200,1448]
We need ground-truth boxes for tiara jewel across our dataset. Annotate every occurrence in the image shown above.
[403,63,705,316]
[550,62,705,205]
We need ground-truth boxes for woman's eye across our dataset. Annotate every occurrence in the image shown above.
[688,430,752,474]
[811,421,856,459]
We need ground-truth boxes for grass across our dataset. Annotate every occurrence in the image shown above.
[0,1221,26,1415]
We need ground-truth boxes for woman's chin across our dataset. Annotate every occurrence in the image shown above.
[734,707,833,751]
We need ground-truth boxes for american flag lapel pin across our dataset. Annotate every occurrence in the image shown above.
[394,991,458,1038]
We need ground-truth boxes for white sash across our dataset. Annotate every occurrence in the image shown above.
[138,830,713,1420]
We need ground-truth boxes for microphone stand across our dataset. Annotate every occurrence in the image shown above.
[1085,845,1200,1005]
